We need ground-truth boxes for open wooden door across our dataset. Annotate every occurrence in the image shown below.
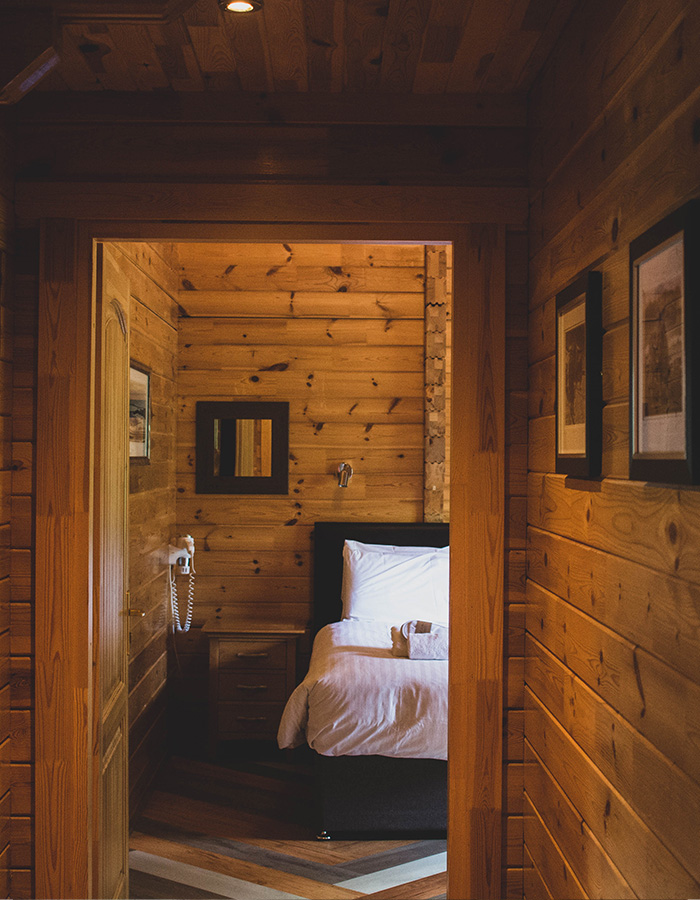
[94,244,130,899]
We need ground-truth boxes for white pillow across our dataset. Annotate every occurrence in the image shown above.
[343,539,448,556]
[341,540,449,625]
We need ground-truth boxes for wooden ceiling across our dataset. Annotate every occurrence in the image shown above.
[34,0,577,96]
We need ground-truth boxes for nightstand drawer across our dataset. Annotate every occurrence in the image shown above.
[217,702,285,738]
[218,639,287,670]
[218,671,288,702]
[204,621,304,755]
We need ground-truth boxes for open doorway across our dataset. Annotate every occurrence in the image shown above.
[34,216,510,900]
[110,238,452,897]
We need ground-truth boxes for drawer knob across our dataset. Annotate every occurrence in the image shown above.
[236,651,269,658]
[237,684,268,691]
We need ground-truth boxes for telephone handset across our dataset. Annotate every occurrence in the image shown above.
[169,535,196,632]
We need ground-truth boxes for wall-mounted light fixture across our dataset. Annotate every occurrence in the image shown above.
[218,0,263,12]
[337,462,353,488]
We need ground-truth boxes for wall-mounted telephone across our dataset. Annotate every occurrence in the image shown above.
[168,535,196,632]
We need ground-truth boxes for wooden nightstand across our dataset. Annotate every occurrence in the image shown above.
[203,618,305,756]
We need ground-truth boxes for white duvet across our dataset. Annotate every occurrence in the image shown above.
[277,619,448,759]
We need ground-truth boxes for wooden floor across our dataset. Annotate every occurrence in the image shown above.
[129,747,447,900]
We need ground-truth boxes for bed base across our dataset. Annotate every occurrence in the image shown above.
[315,753,447,838]
[311,522,449,838]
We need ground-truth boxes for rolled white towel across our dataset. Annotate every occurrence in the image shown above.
[400,619,447,639]
[392,620,448,657]
[407,630,448,659]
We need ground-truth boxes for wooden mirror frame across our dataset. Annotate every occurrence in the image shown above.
[195,399,289,494]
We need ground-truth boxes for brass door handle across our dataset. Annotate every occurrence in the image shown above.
[127,609,146,617]
[236,684,268,691]
[236,651,268,658]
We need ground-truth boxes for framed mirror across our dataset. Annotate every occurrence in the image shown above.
[196,401,289,494]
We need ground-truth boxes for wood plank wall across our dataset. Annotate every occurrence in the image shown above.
[8,241,36,900]
[9,97,527,896]
[172,241,440,748]
[504,226,528,899]
[448,223,526,900]
[14,121,526,191]
[110,243,180,818]
[0,111,13,900]
[9,250,36,898]
[424,245,451,522]
[526,0,700,895]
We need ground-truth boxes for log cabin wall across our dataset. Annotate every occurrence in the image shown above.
[109,242,180,818]
[9,97,528,898]
[505,226,528,899]
[170,233,527,897]
[10,231,39,900]
[0,111,14,900]
[526,0,700,896]
[170,241,445,747]
[424,244,450,523]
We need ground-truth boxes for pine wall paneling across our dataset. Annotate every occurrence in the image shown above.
[447,224,528,899]
[12,105,527,228]
[110,242,180,818]
[13,87,528,892]
[172,241,445,750]
[27,1,570,97]
[504,226,528,899]
[11,218,529,899]
[16,215,527,900]
[0,109,13,900]
[525,0,700,895]
[424,244,450,523]
[18,91,526,128]
[35,218,95,899]
[15,121,527,188]
[448,223,507,900]
[9,250,32,900]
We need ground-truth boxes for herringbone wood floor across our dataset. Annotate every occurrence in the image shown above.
[129,748,447,900]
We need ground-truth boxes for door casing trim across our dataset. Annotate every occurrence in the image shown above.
[35,213,507,899]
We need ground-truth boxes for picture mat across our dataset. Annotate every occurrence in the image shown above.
[557,294,586,456]
[129,366,149,458]
[634,232,686,458]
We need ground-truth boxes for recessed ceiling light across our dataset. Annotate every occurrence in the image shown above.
[219,0,263,12]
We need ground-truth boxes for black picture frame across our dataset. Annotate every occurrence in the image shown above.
[555,270,603,477]
[129,363,150,463]
[195,400,289,494]
[629,199,700,484]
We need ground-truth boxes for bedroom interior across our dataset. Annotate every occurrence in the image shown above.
[119,236,456,891]
[0,0,699,898]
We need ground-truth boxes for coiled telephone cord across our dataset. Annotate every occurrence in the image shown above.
[170,569,194,632]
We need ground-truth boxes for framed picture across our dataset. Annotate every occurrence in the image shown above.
[629,200,700,483]
[555,270,603,477]
[129,364,150,462]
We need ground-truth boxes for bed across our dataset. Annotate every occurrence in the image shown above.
[278,521,449,838]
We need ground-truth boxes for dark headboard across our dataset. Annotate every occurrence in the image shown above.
[312,521,449,636]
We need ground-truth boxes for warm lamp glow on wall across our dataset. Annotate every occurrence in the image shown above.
[218,0,263,11]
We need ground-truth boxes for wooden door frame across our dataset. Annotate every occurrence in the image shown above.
[33,201,517,899]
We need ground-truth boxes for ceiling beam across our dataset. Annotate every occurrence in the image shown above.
[16,90,527,128]
[14,182,529,225]
[0,10,60,105]
[2,0,197,24]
